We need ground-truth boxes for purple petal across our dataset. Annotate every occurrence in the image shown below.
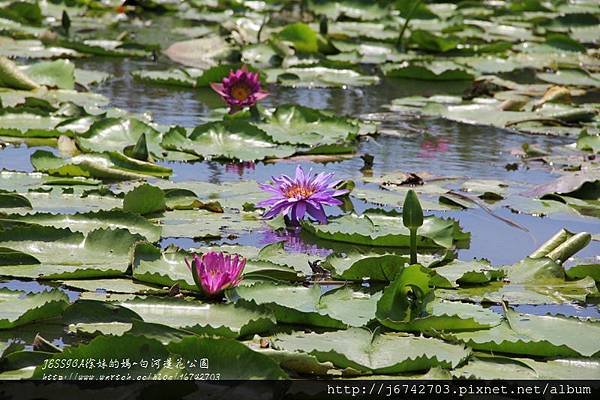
[305,203,328,224]
[290,201,307,222]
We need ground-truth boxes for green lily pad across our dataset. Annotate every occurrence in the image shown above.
[448,309,600,357]
[155,209,265,238]
[308,0,389,21]
[0,226,143,279]
[433,259,505,287]
[273,328,469,374]
[0,191,32,209]
[0,113,64,138]
[31,150,172,180]
[537,69,600,88]
[323,252,409,281]
[32,335,170,379]
[168,336,288,379]
[131,69,198,88]
[161,121,296,162]
[0,209,160,242]
[577,130,600,153]
[566,263,600,282]
[0,87,108,108]
[439,256,598,305]
[76,118,164,158]
[60,279,165,295]
[253,105,358,146]
[256,241,319,276]
[132,242,195,291]
[234,283,380,329]
[162,36,233,69]
[56,39,150,58]
[302,209,470,249]
[117,296,275,339]
[454,355,600,379]
[265,66,380,87]
[21,59,75,90]
[122,184,166,216]
[276,23,320,54]
[375,264,501,332]
[0,288,69,329]
[382,61,474,81]
[0,38,80,59]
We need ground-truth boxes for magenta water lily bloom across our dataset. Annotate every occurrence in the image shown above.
[258,165,348,224]
[185,252,246,297]
[210,65,268,112]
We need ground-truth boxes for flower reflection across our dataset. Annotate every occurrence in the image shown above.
[259,228,332,258]
[419,136,449,158]
[225,161,256,176]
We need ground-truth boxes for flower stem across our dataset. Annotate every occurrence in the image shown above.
[397,0,423,52]
[409,227,418,264]
[249,105,261,121]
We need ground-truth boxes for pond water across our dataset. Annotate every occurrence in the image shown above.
[3,57,596,264]
[0,57,598,317]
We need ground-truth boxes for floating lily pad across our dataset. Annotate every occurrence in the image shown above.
[155,209,264,239]
[0,288,69,329]
[302,209,470,249]
[265,66,380,87]
[162,36,233,69]
[31,150,172,180]
[0,209,161,242]
[253,105,358,146]
[308,0,389,21]
[131,69,198,88]
[433,259,505,287]
[382,62,474,81]
[21,59,75,90]
[234,283,380,329]
[0,113,64,138]
[454,355,600,379]
[566,263,600,282]
[0,226,143,279]
[32,335,170,379]
[273,328,469,374]
[0,191,31,209]
[161,121,296,161]
[0,38,80,59]
[168,336,288,379]
[132,242,195,291]
[537,69,600,88]
[448,309,600,357]
[60,279,165,295]
[76,118,164,158]
[323,252,409,281]
[118,296,276,339]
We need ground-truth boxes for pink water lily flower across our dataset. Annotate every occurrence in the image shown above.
[210,65,268,113]
[257,165,349,225]
[185,252,246,297]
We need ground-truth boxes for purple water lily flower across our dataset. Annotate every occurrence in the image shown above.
[210,65,268,113]
[184,251,246,297]
[257,165,348,224]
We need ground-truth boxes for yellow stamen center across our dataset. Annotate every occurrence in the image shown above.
[285,185,314,199]
[231,84,251,101]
